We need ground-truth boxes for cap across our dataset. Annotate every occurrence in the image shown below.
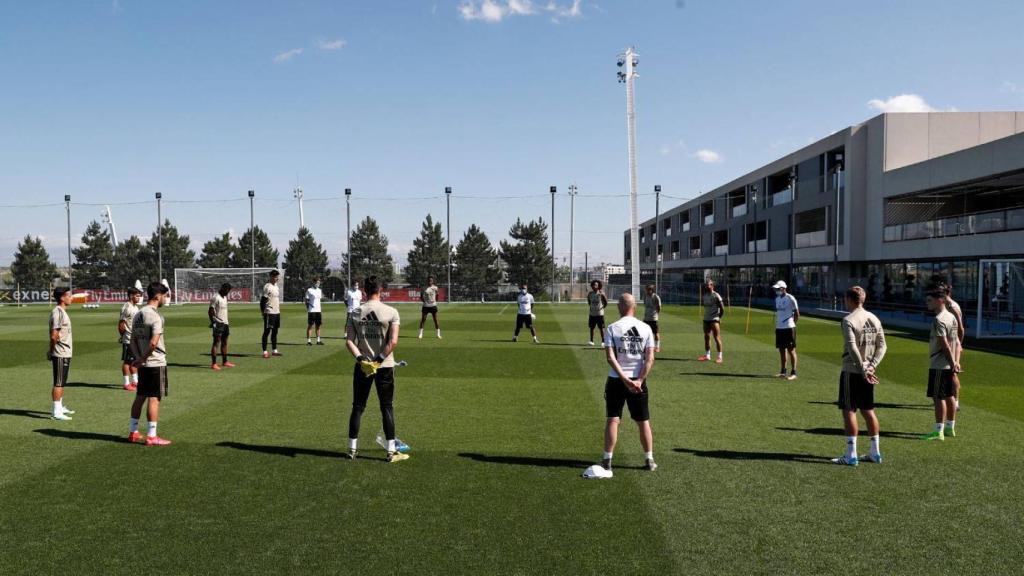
[772,281,787,290]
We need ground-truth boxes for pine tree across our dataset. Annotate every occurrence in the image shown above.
[71,221,115,288]
[231,226,279,269]
[453,224,503,299]
[499,218,552,297]
[11,235,60,289]
[143,219,196,281]
[340,217,394,286]
[405,214,450,289]
[282,227,329,301]
[110,236,150,288]
[198,232,235,268]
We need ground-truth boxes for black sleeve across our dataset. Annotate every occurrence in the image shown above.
[260,296,268,314]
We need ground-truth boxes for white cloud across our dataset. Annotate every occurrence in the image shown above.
[659,144,671,157]
[317,38,346,51]
[693,149,723,164]
[508,0,536,15]
[867,94,938,113]
[459,0,581,22]
[272,48,303,63]
[1002,81,1023,95]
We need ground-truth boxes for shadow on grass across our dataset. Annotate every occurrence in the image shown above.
[65,381,122,389]
[0,408,50,419]
[673,447,831,464]
[166,362,209,369]
[195,353,261,359]
[34,428,124,443]
[682,372,777,379]
[215,441,387,460]
[653,357,695,363]
[459,452,593,469]
[808,400,932,411]
[776,427,921,440]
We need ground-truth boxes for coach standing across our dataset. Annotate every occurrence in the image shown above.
[47,287,75,420]
[773,280,800,380]
[261,270,282,358]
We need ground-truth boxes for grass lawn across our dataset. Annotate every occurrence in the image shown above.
[0,300,1021,575]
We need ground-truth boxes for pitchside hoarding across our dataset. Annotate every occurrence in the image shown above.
[0,287,442,304]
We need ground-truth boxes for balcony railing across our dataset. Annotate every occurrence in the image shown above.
[703,214,715,226]
[731,204,747,218]
[746,239,768,253]
[714,244,729,256]
[794,230,827,248]
[689,248,702,258]
[681,222,690,232]
[771,187,793,206]
[883,207,1024,242]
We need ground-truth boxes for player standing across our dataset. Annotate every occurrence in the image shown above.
[831,286,887,466]
[118,287,142,390]
[512,282,539,344]
[344,276,408,463]
[47,287,75,420]
[643,283,662,353]
[943,282,965,411]
[345,281,362,318]
[305,276,324,346]
[586,280,608,347]
[260,270,281,358]
[417,276,441,339]
[698,279,724,363]
[128,281,172,446]
[773,280,800,380]
[209,283,235,370]
[599,293,658,473]
[921,285,960,441]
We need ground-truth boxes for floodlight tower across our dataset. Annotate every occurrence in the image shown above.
[294,187,305,229]
[101,205,119,248]
[618,47,640,296]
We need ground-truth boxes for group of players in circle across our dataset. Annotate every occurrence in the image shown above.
[43,270,966,470]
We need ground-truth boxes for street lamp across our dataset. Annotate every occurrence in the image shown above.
[832,153,845,309]
[155,192,162,282]
[568,183,578,300]
[445,186,452,303]
[248,190,255,301]
[550,186,557,302]
[65,195,72,290]
[617,46,641,296]
[654,185,661,293]
[345,188,352,289]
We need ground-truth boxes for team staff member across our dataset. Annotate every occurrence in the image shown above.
[699,279,724,363]
[600,293,658,473]
[587,280,608,347]
[118,287,143,390]
[209,283,235,370]
[417,276,441,339]
[128,281,172,446]
[261,270,282,358]
[921,285,960,441]
[512,283,539,344]
[306,276,324,346]
[344,276,408,463]
[48,287,75,420]
[643,284,662,353]
[345,281,362,318]
[943,283,965,411]
[773,280,800,380]
[831,286,887,467]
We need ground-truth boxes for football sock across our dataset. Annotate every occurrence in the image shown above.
[307,338,311,344]
[934,422,945,433]
[945,420,955,431]
[387,439,396,452]
[418,329,423,337]
[436,329,441,337]
[869,435,880,455]
[317,337,321,343]
[845,436,857,458]
[124,375,131,385]
[147,422,158,438]
[129,418,139,433]
[602,451,613,461]
[717,352,723,359]
[348,438,358,451]
[705,350,711,356]
[644,451,653,461]
[52,400,61,416]
[132,373,138,384]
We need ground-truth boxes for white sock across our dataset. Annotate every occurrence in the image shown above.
[132,373,138,383]
[845,436,857,458]
[644,451,654,461]
[52,400,62,415]
[705,350,711,356]
[348,438,358,450]
[307,338,311,343]
[418,329,423,336]
[602,451,613,461]
[273,349,279,354]
[436,329,441,336]
[387,439,396,452]
[147,421,158,438]
[123,375,131,385]
[717,351,723,358]
[317,337,321,342]
[129,418,139,433]
[945,420,955,430]
[934,422,945,433]
[869,435,880,455]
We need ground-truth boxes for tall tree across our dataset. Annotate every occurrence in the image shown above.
[453,224,503,298]
[231,226,279,269]
[198,232,235,268]
[71,220,114,287]
[499,218,552,296]
[282,227,329,301]
[110,236,150,288]
[143,219,196,280]
[340,217,394,286]
[11,235,60,288]
[404,214,450,289]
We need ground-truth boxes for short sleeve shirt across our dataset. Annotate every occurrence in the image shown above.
[305,287,322,313]
[49,307,72,357]
[119,302,139,344]
[775,293,799,329]
[262,283,280,315]
[132,305,166,368]
[604,316,655,378]
[703,291,724,322]
[929,309,959,370]
[422,286,438,307]
[518,292,534,315]
[588,291,606,317]
[347,299,400,368]
[345,289,362,313]
[841,307,886,373]
[210,294,229,325]
[643,293,661,322]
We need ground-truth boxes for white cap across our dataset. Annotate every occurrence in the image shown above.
[161,278,171,290]
[582,465,614,480]
[772,280,787,290]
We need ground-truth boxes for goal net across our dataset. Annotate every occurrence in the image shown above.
[173,268,282,305]
[976,259,1024,338]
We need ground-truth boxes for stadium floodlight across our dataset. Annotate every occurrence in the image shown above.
[64,194,72,289]
[654,185,661,293]
[248,190,255,301]
[155,192,163,283]
[446,186,452,303]
[294,187,305,230]
[345,188,352,289]
[550,186,557,302]
[101,205,119,248]
[617,46,640,296]
[832,153,845,309]
[568,184,578,300]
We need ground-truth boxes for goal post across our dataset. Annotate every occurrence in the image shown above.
[975,259,1024,339]
[173,268,282,305]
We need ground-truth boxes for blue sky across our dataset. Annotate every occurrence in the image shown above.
[2,0,1023,271]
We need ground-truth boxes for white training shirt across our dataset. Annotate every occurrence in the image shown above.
[305,286,323,313]
[345,289,362,313]
[775,292,799,329]
[517,291,534,315]
[604,315,655,379]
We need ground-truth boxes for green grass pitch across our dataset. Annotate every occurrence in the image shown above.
[1,300,1022,575]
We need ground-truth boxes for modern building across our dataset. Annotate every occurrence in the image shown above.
[626,111,1024,316]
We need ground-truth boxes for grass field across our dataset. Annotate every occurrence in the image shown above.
[1,300,1022,575]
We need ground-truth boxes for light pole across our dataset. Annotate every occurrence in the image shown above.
[445,186,452,303]
[550,185,557,302]
[155,192,162,282]
[248,190,255,301]
[568,183,578,300]
[751,182,759,285]
[617,46,640,296]
[65,195,72,290]
[832,154,845,309]
[345,188,352,289]
[294,187,305,230]
[654,184,661,293]
[788,167,797,283]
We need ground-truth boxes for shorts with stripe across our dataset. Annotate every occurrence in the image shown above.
[927,369,954,399]
[605,377,650,421]
[121,344,136,364]
[137,366,169,399]
[588,315,605,330]
[51,357,71,388]
[837,371,874,411]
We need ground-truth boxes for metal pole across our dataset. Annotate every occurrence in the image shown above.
[155,192,162,281]
[65,195,72,289]
[832,161,843,309]
[789,167,796,283]
[618,47,641,297]
[654,184,661,293]
[585,251,588,284]
[345,188,352,289]
[569,184,577,300]
[294,187,305,230]
[248,190,255,301]
[445,186,452,303]
[550,185,557,301]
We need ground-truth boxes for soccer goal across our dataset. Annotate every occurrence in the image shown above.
[173,268,282,305]
[975,259,1024,339]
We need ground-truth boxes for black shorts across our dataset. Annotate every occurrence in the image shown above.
[351,364,394,409]
[515,313,534,331]
[645,320,659,334]
[838,371,874,411]
[212,322,230,339]
[588,315,605,330]
[307,312,322,327]
[927,369,955,399]
[263,314,281,330]
[775,328,796,350]
[137,366,168,399]
[605,377,650,421]
[422,306,438,315]
[50,357,71,388]
[703,319,720,331]
[121,344,135,364]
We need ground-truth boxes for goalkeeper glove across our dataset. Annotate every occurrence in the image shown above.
[359,359,380,377]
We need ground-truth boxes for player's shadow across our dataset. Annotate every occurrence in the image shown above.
[166,362,209,369]
[776,427,921,440]
[34,428,124,443]
[808,400,931,411]
[459,452,594,469]
[65,381,122,389]
[682,372,777,379]
[216,441,387,461]
[673,447,831,464]
[195,353,261,358]
[0,408,50,419]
